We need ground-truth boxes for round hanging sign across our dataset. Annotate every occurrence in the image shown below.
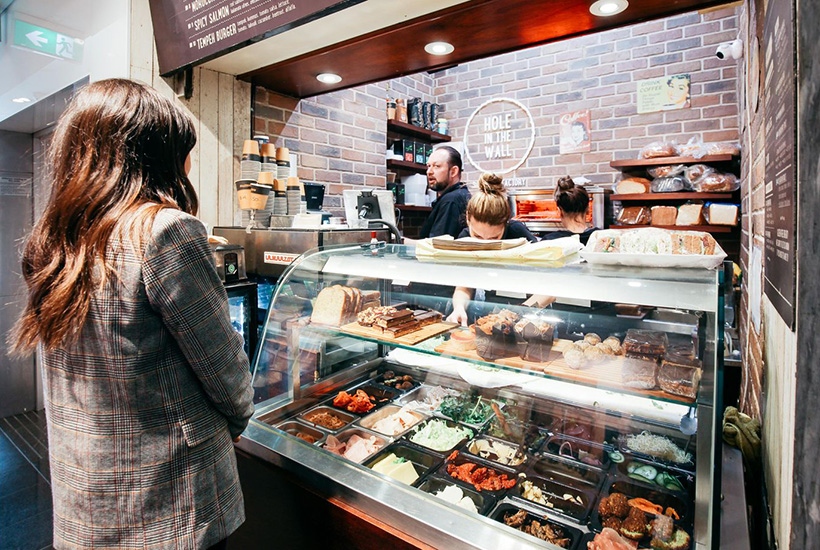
[463,97,536,175]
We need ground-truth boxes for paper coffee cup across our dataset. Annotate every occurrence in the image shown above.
[260,143,276,164]
[275,147,290,162]
[257,171,275,186]
[235,180,256,210]
[242,139,261,161]
[249,183,272,210]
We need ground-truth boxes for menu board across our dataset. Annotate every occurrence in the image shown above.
[762,0,796,329]
[149,0,353,75]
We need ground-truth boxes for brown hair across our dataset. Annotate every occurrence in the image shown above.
[466,173,510,226]
[554,176,589,215]
[11,79,197,354]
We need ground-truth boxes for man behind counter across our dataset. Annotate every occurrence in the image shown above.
[415,145,470,240]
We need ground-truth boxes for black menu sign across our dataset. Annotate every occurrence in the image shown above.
[762,0,796,329]
[149,0,354,75]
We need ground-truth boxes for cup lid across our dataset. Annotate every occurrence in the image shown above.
[261,143,277,157]
[242,139,260,155]
[257,171,275,185]
[251,183,272,193]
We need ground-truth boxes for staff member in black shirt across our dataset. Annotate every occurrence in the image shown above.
[541,175,597,245]
[416,146,470,239]
[446,173,540,325]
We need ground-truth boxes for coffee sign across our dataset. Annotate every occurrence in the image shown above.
[464,98,535,175]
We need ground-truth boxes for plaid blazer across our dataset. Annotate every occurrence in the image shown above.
[43,209,255,550]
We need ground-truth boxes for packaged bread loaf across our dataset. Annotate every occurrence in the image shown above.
[616,206,651,225]
[639,141,680,159]
[693,172,740,192]
[705,203,739,225]
[650,206,677,226]
[658,352,702,399]
[684,164,713,183]
[651,175,689,193]
[648,165,685,178]
[705,142,741,156]
[676,204,705,226]
[616,177,651,195]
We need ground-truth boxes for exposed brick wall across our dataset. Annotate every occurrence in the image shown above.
[437,7,740,187]
[253,75,435,214]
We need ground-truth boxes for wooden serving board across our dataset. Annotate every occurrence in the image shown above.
[435,338,693,404]
[340,320,459,346]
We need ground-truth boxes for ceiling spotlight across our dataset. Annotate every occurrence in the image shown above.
[316,73,342,84]
[12,97,31,103]
[589,0,628,16]
[424,41,455,56]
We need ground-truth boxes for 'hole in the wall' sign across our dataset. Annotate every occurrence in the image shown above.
[463,98,535,175]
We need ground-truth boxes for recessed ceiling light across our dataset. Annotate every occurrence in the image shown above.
[590,0,628,16]
[424,41,455,56]
[316,73,342,84]
[12,97,31,103]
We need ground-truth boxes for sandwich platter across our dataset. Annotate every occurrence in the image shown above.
[581,229,727,270]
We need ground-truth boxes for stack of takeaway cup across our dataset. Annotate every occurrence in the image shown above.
[287,176,301,215]
[272,177,287,216]
[239,139,262,226]
[255,171,275,226]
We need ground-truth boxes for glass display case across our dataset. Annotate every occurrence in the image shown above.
[238,242,723,550]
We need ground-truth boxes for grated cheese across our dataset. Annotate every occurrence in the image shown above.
[625,431,692,464]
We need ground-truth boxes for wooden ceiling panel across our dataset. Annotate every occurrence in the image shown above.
[242,0,731,98]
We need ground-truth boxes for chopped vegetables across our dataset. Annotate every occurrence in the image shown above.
[609,451,625,463]
[625,431,692,464]
[625,461,686,492]
[627,497,664,516]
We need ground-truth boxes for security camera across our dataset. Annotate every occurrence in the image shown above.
[715,39,743,60]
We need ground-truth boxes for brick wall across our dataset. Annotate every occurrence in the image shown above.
[253,7,739,207]
[253,75,436,214]
[437,7,740,187]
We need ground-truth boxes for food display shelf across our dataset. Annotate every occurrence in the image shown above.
[610,192,737,201]
[387,158,428,174]
[609,224,735,233]
[609,154,738,169]
[240,243,723,550]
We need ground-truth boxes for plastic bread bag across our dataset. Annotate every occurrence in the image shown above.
[616,206,651,225]
[621,356,659,390]
[684,164,715,183]
[678,136,706,159]
[692,172,740,192]
[703,203,739,225]
[638,141,680,159]
[705,142,741,156]
[658,360,702,399]
[650,175,690,193]
[648,165,686,178]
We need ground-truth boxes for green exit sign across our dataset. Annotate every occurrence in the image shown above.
[13,19,83,62]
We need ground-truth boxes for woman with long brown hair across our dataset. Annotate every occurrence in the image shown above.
[11,79,254,550]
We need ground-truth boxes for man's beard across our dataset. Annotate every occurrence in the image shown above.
[429,178,449,192]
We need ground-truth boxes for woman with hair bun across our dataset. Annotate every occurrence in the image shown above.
[542,175,597,245]
[457,172,537,241]
[446,173,539,325]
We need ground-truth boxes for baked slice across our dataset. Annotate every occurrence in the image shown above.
[311,286,349,326]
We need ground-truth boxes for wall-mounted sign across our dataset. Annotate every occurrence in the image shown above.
[762,0,796,329]
[463,98,535,175]
[148,0,356,75]
[636,73,691,114]
[12,18,84,62]
[559,109,591,154]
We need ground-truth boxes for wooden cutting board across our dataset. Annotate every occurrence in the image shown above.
[435,338,693,404]
[340,320,459,346]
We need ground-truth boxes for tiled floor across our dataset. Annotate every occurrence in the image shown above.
[0,411,53,550]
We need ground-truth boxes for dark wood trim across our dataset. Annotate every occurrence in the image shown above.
[609,224,735,233]
[610,154,738,169]
[387,159,428,174]
[387,120,451,143]
[396,204,432,212]
[611,192,738,201]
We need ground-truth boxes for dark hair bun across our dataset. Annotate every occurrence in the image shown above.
[477,172,505,195]
[557,175,575,191]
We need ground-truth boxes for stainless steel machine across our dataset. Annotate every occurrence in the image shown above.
[509,186,609,235]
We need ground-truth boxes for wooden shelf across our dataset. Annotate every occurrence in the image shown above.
[387,119,451,143]
[611,192,737,201]
[396,204,432,212]
[387,158,427,174]
[609,224,736,233]
[610,154,738,169]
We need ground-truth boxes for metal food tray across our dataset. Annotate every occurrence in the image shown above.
[394,384,462,416]
[356,404,427,438]
[298,405,357,433]
[275,421,328,446]
[418,475,496,516]
[363,441,441,488]
[323,382,400,415]
[403,417,476,455]
[527,452,607,492]
[613,456,695,496]
[319,427,391,464]
[488,499,584,550]
[461,434,529,471]
[511,472,596,525]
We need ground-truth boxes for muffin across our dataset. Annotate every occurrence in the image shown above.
[514,317,556,362]
[475,309,519,361]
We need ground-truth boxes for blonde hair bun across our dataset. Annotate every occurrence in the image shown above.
[477,172,505,195]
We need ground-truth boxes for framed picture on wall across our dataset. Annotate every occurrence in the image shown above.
[637,73,691,113]
[559,109,591,154]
